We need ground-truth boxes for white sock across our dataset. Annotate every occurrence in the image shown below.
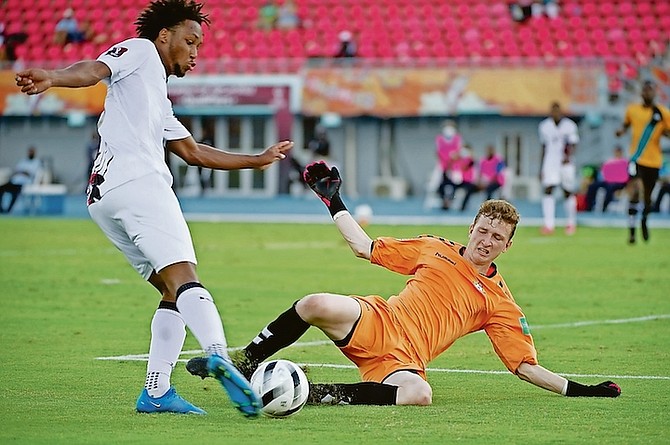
[176,286,229,360]
[542,195,555,230]
[564,195,577,227]
[145,308,185,398]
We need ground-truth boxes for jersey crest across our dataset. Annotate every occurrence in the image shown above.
[105,46,128,58]
[473,279,486,295]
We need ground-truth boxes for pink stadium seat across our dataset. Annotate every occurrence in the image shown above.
[581,2,597,16]
[636,2,651,15]
[618,2,634,16]
[602,2,616,15]
[657,2,670,15]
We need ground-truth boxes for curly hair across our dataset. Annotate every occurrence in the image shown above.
[474,199,520,239]
[135,0,210,40]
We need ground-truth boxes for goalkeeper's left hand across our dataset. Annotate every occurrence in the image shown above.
[303,161,342,207]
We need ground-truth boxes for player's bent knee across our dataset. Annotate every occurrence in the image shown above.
[396,380,433,406]
[296,293,332,321]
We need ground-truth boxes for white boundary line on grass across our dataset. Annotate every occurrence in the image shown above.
[96,314,670,381]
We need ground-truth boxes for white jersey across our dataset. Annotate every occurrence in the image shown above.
[538,117,579,169]
[89,38,190,201]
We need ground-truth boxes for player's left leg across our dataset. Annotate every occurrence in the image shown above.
[638,165,660,242]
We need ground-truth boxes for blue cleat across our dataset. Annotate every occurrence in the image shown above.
[207,354,261,418]
[136,387,206,415]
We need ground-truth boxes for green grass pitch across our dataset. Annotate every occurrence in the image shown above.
[1,218,669,444]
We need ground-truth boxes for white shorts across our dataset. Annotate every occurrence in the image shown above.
[88,173,197,280]
[542,162,576,192]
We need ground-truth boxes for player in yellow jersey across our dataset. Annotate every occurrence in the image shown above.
[188,162,621,404]
[616,80,670,244]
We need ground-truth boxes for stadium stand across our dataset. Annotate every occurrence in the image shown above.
[1,0,668,95]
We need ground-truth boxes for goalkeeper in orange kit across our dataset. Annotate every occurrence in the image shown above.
[189,161,621,405]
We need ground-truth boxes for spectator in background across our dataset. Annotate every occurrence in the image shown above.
[478,145,506,200]
[0,146,42,214]
[0,22,28,63]
[447,146,478,212]
[435,119,462,210]
[538,102,579,236]
[509,1,533,23]
[335,30,357,58]
[276,0,300,30]
[257,1,278,30]
[54,8,85,46]
[585,146,628,212]
[544,0,560,19]
[307,125,331,162]
[79,20,109,45]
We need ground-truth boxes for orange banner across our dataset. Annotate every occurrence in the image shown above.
[0,71,106,116]
[302,66,602,117]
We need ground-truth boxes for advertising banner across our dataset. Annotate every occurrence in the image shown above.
[301,66,602,117]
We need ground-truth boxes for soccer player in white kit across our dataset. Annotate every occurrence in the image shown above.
[15,0,292,417]
[538,102,580,235]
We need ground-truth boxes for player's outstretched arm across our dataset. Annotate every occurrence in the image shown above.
[517,362,621,397]
[167,138,293,170]
[15,61,111,95]
[303,161,372,259]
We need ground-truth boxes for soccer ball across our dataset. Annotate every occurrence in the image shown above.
[250,359,309,418]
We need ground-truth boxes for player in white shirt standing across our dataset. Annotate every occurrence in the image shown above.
[538,102,580,235]
[15,0,292,418]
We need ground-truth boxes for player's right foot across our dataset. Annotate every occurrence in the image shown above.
[136,387,206,414]
[187,350,259,381]
[207,354,261,418]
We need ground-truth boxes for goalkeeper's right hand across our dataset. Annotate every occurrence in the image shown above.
[303,161,342,207]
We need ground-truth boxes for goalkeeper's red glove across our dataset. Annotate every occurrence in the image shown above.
[565,380,621,397]
[303,161,347,216]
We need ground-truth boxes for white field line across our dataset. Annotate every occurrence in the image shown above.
[96,314,670,381]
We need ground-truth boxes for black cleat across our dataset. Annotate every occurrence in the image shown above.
[186,356,210,379]
[641,217,649,241]
[186,351,260,381]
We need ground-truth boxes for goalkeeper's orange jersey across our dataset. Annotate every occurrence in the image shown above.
[342,235,537,382]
